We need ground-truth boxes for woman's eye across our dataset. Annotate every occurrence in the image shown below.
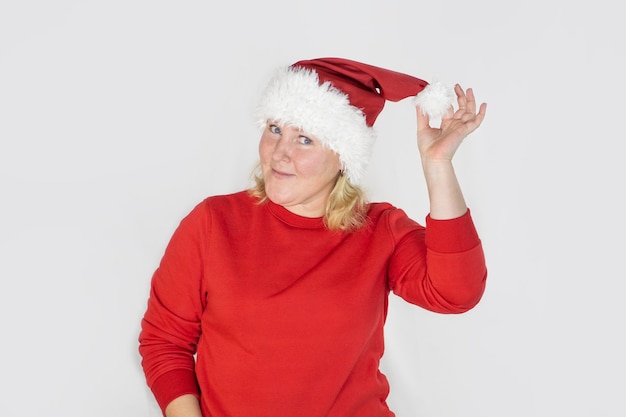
[298,136,313,145]
[269,124,281,135]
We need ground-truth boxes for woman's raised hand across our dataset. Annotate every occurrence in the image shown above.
[416,84,487,163]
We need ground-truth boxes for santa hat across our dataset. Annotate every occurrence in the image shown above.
[255,57,455,184]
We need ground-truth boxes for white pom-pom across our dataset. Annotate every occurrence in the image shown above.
[413,82,455,120]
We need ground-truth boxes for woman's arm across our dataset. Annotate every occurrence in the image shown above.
[138,201,209,414]
[416,84,486,219]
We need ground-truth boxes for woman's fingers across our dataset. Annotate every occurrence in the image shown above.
[464,87,477,115]
[452,85,481,122]
[418,85,486,137]
[455,84,467,112]
[416,105,428,128]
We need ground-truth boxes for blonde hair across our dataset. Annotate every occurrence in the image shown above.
[248,165,368,232]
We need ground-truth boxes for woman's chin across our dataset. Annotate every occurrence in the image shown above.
[265,188,292,206]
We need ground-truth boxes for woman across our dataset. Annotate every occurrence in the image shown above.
[139,57,488,417]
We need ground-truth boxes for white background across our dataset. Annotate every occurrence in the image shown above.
[1,1,624,416]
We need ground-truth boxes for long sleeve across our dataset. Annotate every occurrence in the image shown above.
[387,209,487,313]
[138,202,210,413]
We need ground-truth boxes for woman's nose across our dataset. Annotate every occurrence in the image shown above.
[271,137,292,161]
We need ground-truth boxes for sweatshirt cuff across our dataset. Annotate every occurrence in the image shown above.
[425,209,480,253]
[151,369,200,415]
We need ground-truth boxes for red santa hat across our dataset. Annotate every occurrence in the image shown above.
[255,57,455,184]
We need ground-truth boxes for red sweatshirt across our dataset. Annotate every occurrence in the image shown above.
[139,191,486,417]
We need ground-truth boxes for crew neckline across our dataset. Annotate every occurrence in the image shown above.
[266,200,327,229]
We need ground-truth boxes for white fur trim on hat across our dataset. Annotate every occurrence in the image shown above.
[254,66,376,185]
[413,82,456,120]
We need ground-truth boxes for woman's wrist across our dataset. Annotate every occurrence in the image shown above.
[421,159,467,220]
[165,394,202,417]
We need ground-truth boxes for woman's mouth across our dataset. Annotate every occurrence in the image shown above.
[271,168,294,179]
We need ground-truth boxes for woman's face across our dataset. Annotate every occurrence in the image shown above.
[259,122,342,218]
